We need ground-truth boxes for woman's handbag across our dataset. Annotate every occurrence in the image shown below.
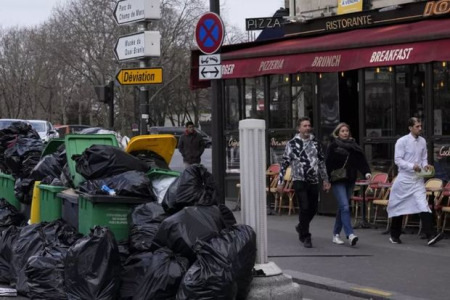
[330,155,349,182]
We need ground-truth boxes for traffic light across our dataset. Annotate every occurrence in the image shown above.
[94,81,114,104]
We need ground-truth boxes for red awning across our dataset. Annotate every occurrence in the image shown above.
[218,19,450,79]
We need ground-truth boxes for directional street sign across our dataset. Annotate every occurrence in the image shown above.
[199,65,222,80]
[116,67,163,85]
[114,31,161,62]
[199,54,221,66]
[113,0,161,25]
[195,12,225,55]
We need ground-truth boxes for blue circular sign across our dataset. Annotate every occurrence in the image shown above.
[195,12,224,55]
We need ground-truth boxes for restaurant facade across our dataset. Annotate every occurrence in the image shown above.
[191,0,450,213]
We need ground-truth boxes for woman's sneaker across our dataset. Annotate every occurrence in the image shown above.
[332,234,344,245]
[349,234,359,246]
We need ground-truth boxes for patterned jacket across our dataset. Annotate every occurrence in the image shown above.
[278,134,329,185]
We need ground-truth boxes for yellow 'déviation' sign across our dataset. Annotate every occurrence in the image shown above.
[116,67,163,85]
[337,0,363,15]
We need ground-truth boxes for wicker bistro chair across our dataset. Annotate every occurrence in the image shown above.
[351,173,389,224]
[403,178,443,234]
[234,164,280,212]
[432,181,450,232]
[372,177,396,231]
[277,167,296,215]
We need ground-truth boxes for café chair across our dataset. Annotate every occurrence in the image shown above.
[434,181,450,232]
[278,167,296,215]
[372,176,396,231]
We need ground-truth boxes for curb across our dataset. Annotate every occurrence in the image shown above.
[284,270,428,300]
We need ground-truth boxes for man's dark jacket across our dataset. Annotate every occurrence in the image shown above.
[178,131,205,164]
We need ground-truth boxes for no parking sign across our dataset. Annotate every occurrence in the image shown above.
[195,12,225,55]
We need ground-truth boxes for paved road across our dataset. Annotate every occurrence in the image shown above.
[232,206,449,300]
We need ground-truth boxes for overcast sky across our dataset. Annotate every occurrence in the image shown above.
[0,0,285,32]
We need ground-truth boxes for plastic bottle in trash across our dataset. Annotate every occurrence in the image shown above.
[101,185,116,196]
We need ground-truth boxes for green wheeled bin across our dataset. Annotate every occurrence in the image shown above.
[0,172,20,209]
[38,185,67,222]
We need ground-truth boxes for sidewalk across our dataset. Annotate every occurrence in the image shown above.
[233,207,450,300]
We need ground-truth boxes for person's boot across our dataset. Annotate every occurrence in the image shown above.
[304,236,312,248]
[295,224,304,242]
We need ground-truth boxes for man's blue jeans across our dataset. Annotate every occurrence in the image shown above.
[332,182,355,237]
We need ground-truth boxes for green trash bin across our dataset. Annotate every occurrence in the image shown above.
[41,138,65,158]
[65,134,119,187]
[0,172,20,209]
[39,185,67,222]
[78,193,149,241]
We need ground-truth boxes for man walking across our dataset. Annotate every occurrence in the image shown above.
[277,117,331,248]
[388,117,443,246]
[178,121,205,168]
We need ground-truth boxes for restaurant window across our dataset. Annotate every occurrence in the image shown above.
[394,64,426,136]
[224,79,241,131]
[269,74,291,129]
[245,77,265,119]
[364,143,396,176]
[318,73,339,149]
[226,133,240,174]
[292,73,314,129]
[433,143,450,182]
[365,67,394,138]
[433,61,450,135]
[269,131,296,165]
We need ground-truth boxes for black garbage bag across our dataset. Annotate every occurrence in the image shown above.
[29,153,65,181]
[152,206,226,262]
[5,138,43,176]
[118,240,130,267]
[208,225,257,300]
[65,226,122,300]
[25,247,68,300]
[219,204,237,228]
[176,240,237,300]
[0,226,21,283]
[1,121,40,139]
[60,163,74,188]
[14,178,35,205]
[0,199,27,231]
[74,145,149,180]
[121,247,189,300]
[11,223,47,296]
[42,219,82,248]
[162,165,217,214]
[22,151,42,178]
[130,150,170,170]
[128,202,167,253]
[79,170,156,199]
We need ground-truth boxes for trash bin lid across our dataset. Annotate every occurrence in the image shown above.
[41,138,65,158]
[125,134,177,164]
[65,134,119,187]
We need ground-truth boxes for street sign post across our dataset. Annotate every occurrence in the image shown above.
[199,65,222,80]
[114,31,161,62]
[113,0,161,25]
[116,67,163,85]
[195,12,225,55]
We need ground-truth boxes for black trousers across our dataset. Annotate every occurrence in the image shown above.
[390,212,434,238]
[293,181,319,239]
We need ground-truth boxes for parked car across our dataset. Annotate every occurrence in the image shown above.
[149,126,212,148]
[27,120,59,142]
[0,118,26,130]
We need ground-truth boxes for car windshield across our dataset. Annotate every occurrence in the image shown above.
[0,120,14,130]
[29,122,46,132]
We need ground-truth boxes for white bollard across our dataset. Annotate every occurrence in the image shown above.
[239,119,268,264]
[239,119,303,300]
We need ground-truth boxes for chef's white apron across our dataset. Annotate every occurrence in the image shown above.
[387,171,430,217]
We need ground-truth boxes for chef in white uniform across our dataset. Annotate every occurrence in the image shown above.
[388,117,443,246]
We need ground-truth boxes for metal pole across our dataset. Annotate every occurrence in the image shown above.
[209,0,226,204]
[138,23,150,135]
[108,80,114,130]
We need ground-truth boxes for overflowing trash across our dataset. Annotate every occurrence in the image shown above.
[0,128,257,299]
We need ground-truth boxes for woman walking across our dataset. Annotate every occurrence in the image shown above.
[326,123,372,246]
